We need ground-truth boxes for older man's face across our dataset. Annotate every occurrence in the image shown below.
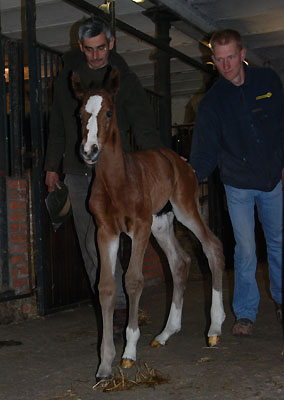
[79,32,114,70]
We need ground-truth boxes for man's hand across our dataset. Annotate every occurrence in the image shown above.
[45,171,61,192]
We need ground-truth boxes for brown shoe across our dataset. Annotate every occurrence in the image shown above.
[113,308,128,337]
[232,318,253,336]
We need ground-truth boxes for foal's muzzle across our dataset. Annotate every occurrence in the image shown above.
[80,142,100,165]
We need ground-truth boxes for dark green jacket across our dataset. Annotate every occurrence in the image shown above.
[44,48,161,175]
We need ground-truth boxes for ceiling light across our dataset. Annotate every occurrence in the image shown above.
[99,3,110,13]
[131,0,145,4]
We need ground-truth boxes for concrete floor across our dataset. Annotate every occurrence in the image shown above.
[0,263,283,400]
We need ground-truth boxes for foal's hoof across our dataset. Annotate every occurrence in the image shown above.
[151,339,162,347]
[121,358,134,369]
[208,335,220,347]
[94,377,111,386]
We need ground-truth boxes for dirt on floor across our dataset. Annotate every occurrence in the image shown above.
[0,260,283,400]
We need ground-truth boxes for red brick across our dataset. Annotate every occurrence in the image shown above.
[9,200,26,211]
[10,222,27,234]
[10,212,25,222]
[10,233,27,243]
[10,243,28,254]
[10,223,20,232]
[11,267,18,278]
[22,303,32,314]
[20,266,29,276]
[11,255,26,265]
[13,277,28,288]
[144,268,164,277]
[8,189,23,199]
[20,222,27,233]
[7,179,26,190]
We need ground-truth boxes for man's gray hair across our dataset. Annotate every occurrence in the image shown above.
[78,17,112,43]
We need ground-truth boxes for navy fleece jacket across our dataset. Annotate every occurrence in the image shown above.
[190,66,284,191]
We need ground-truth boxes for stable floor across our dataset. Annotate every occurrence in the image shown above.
[0,261,283,400]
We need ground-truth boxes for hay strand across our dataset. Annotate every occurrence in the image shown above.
[93,363,170,392]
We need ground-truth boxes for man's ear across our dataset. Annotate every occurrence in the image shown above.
[240,48,247,61]
[78,40,84,53]
[109,36,115,51]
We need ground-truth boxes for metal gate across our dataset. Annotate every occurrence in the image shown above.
[0,28,90,312]
[34,43,91,313]
[0,34,27,299]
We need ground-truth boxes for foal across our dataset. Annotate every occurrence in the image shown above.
[72,68,225,379]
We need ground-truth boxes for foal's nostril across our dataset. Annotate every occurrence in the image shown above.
[91,144,98,153]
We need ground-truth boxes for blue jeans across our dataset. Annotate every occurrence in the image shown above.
[64,173,126,308]
[224,181,283,322]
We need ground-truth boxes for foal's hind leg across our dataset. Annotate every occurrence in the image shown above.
[173,203,225,346]
[151,211,190,346]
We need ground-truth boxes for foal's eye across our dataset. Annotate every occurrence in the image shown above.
[106,110,112,118]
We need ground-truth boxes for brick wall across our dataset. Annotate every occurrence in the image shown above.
[1,177,166,322]
[142,239,165,286]
[7,178,31,295]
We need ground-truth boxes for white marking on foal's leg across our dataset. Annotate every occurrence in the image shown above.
[154,302,182,345]
[122,327,140,361]
[108,238,120,276]
[151,212,186,346]
[208,288,226,338]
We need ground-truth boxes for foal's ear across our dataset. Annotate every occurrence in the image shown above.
[104,66,120,96]
[71,71,86,101]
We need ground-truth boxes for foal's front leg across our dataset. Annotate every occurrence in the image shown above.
[121,226,151,368]
[96,230,120,379]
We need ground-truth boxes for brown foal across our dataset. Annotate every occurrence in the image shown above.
[72,68,225,380]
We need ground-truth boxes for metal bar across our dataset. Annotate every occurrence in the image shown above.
[9,40,24,176]
[18,40,25,176]
[37,47,44,158]
[64,0,213,74]
[0,29,9,291]
[25,0,47,316]
[7,42,13,176]
[154,13,172,148]
[0,37,9,175]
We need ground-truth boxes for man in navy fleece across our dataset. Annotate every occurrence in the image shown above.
[190,29,283,335]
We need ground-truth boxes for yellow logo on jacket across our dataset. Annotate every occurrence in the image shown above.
[256,92,272,100]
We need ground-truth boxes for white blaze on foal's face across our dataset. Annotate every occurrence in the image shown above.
[84,95,103,153]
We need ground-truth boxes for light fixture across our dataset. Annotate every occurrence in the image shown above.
[99,0,115,14]
[99,3,110,14]
[200,40,211,49]
[131,0,145,3]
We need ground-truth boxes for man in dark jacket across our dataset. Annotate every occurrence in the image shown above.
[44,17,161,334]
[190,29,283,335]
